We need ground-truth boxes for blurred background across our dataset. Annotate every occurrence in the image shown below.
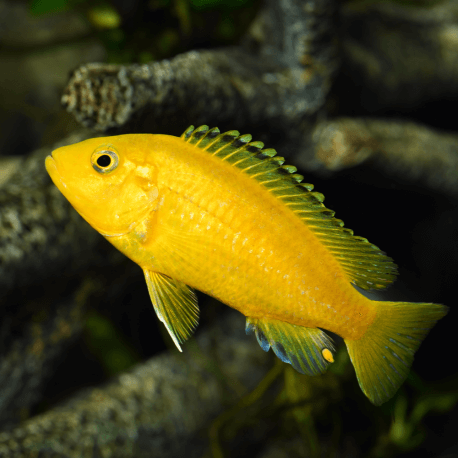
[0,0,457,457]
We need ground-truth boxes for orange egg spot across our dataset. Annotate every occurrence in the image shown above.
[322,348,334,363]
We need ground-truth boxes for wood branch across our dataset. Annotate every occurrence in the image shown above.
[0,277,92,429]
[0,311,272,457]
[311,118,458,197]
[61,0,338,134]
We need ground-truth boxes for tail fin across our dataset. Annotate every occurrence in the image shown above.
[345,301,448,405]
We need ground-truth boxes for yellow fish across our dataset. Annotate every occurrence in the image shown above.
[45,125,447,405]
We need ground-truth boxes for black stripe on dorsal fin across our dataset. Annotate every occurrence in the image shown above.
[180,125,398,290]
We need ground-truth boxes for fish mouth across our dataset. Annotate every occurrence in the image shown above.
[45,154,58,175]
[45,154,60,178]
[45,154,68,196]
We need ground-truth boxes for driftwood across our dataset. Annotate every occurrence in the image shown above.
[0,311,272,457]
[1,0,458,456]
[61,0,337,134]
[311,118,458,197]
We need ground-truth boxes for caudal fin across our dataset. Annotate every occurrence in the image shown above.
[345,301,448,405]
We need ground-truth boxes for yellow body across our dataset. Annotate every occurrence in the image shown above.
[45,125,447,405]
[106,136,375,340]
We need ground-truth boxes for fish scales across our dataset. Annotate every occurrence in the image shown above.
[45,124,448,406]
[112,135,372,339]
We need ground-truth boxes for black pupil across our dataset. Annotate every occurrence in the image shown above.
[97,154,111,167]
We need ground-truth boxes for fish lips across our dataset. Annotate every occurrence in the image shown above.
[45,154,67,192]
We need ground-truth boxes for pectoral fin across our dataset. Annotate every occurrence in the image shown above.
[246,317,335,375]
[144,270,199,351]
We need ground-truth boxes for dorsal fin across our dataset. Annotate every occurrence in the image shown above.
[181,125,397,290]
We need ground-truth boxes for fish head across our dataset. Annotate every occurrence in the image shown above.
[45,135,159,237]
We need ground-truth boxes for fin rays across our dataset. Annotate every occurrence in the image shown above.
[144,270,199,351]
[345,301,448,405]
[181,125,397,291]
[246,316,335,376]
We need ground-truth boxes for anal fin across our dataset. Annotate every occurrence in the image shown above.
[246,317,335,376]
[144,270,199,351]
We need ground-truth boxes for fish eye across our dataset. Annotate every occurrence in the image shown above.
[91,146,119,174]
[97,155,111,167]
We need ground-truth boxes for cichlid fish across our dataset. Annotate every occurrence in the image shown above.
[45,125,448,405]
